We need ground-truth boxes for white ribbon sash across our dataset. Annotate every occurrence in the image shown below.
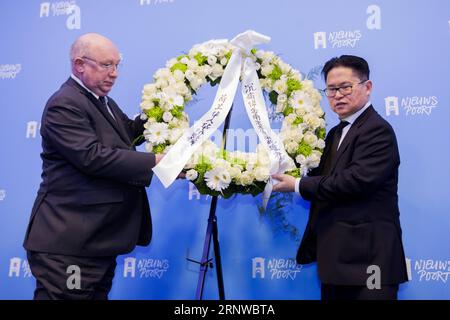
[153,30,295,207]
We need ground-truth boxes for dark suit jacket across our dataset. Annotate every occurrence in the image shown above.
[23,77,155,257]
[297,105,408,285]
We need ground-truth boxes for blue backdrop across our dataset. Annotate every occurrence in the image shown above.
[1,0,449,300]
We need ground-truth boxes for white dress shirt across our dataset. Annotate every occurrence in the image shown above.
[70,74,116,121]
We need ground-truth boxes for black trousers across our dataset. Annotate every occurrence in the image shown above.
[27,251,117,300]
[321,283,399,300]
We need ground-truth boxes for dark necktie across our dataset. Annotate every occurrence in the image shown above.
[322,120,349,175]
[99,96,116,121]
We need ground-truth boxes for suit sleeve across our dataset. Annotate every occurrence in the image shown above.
[300,123,399,202]
[111,101,147,144]
[42,102,155,187]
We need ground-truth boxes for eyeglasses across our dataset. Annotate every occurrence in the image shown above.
[322,80,368,97]
[81,56,122,71]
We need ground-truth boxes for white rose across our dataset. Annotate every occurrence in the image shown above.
[220,57,228,66]
[317,139,325,149]
[140,100,154,110]
[238,171,253,186]
[173,69,185,81]
[142,83,157,95]
[189,77,203,90]
[165,58,177,68]
[229,166,242,179]
[186,169,198,181]
[253,166,269,182]
[277,94,287,104]
[296,154,307,165]
[162,111,173,123]
[285,140,298,154]
[207,55,217,65]
[185,69,195,81]
[303,132,318,148]
[211,63,224,78]
[261,64,274,76]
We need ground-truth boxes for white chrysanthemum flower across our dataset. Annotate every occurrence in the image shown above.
[186,169,198,181]
[290,91,313,110]
[273,79,288,95]
[145,122,169,145]
[204,167,231,192]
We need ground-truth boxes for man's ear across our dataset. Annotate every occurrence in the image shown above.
[73,58,85,73]
[365,80,373,96]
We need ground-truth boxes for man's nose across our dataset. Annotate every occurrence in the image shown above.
[334,89,345,99]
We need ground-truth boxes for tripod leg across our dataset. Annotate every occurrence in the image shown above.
[212,215,225,300]
[195,196,216,300]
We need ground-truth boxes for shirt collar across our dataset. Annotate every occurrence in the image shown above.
[71,74,101,100]
[341,101,371,125]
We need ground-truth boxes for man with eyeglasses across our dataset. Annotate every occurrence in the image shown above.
[23,33,164,299]
[273,55,408,300]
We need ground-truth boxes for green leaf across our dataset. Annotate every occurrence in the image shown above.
[269,91,278,105]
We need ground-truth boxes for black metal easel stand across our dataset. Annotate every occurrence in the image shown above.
[193,105,233,300]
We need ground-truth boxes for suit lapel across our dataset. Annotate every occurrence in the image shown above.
[318,127,336,174]
[331,105,375,172]
[66,78,131,145]
[107,98,133,146]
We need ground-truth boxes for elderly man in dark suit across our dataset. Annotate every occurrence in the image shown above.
[273,55,408,300]
[23,33,163,299]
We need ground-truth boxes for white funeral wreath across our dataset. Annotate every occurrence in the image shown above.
[139,32,326,198]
